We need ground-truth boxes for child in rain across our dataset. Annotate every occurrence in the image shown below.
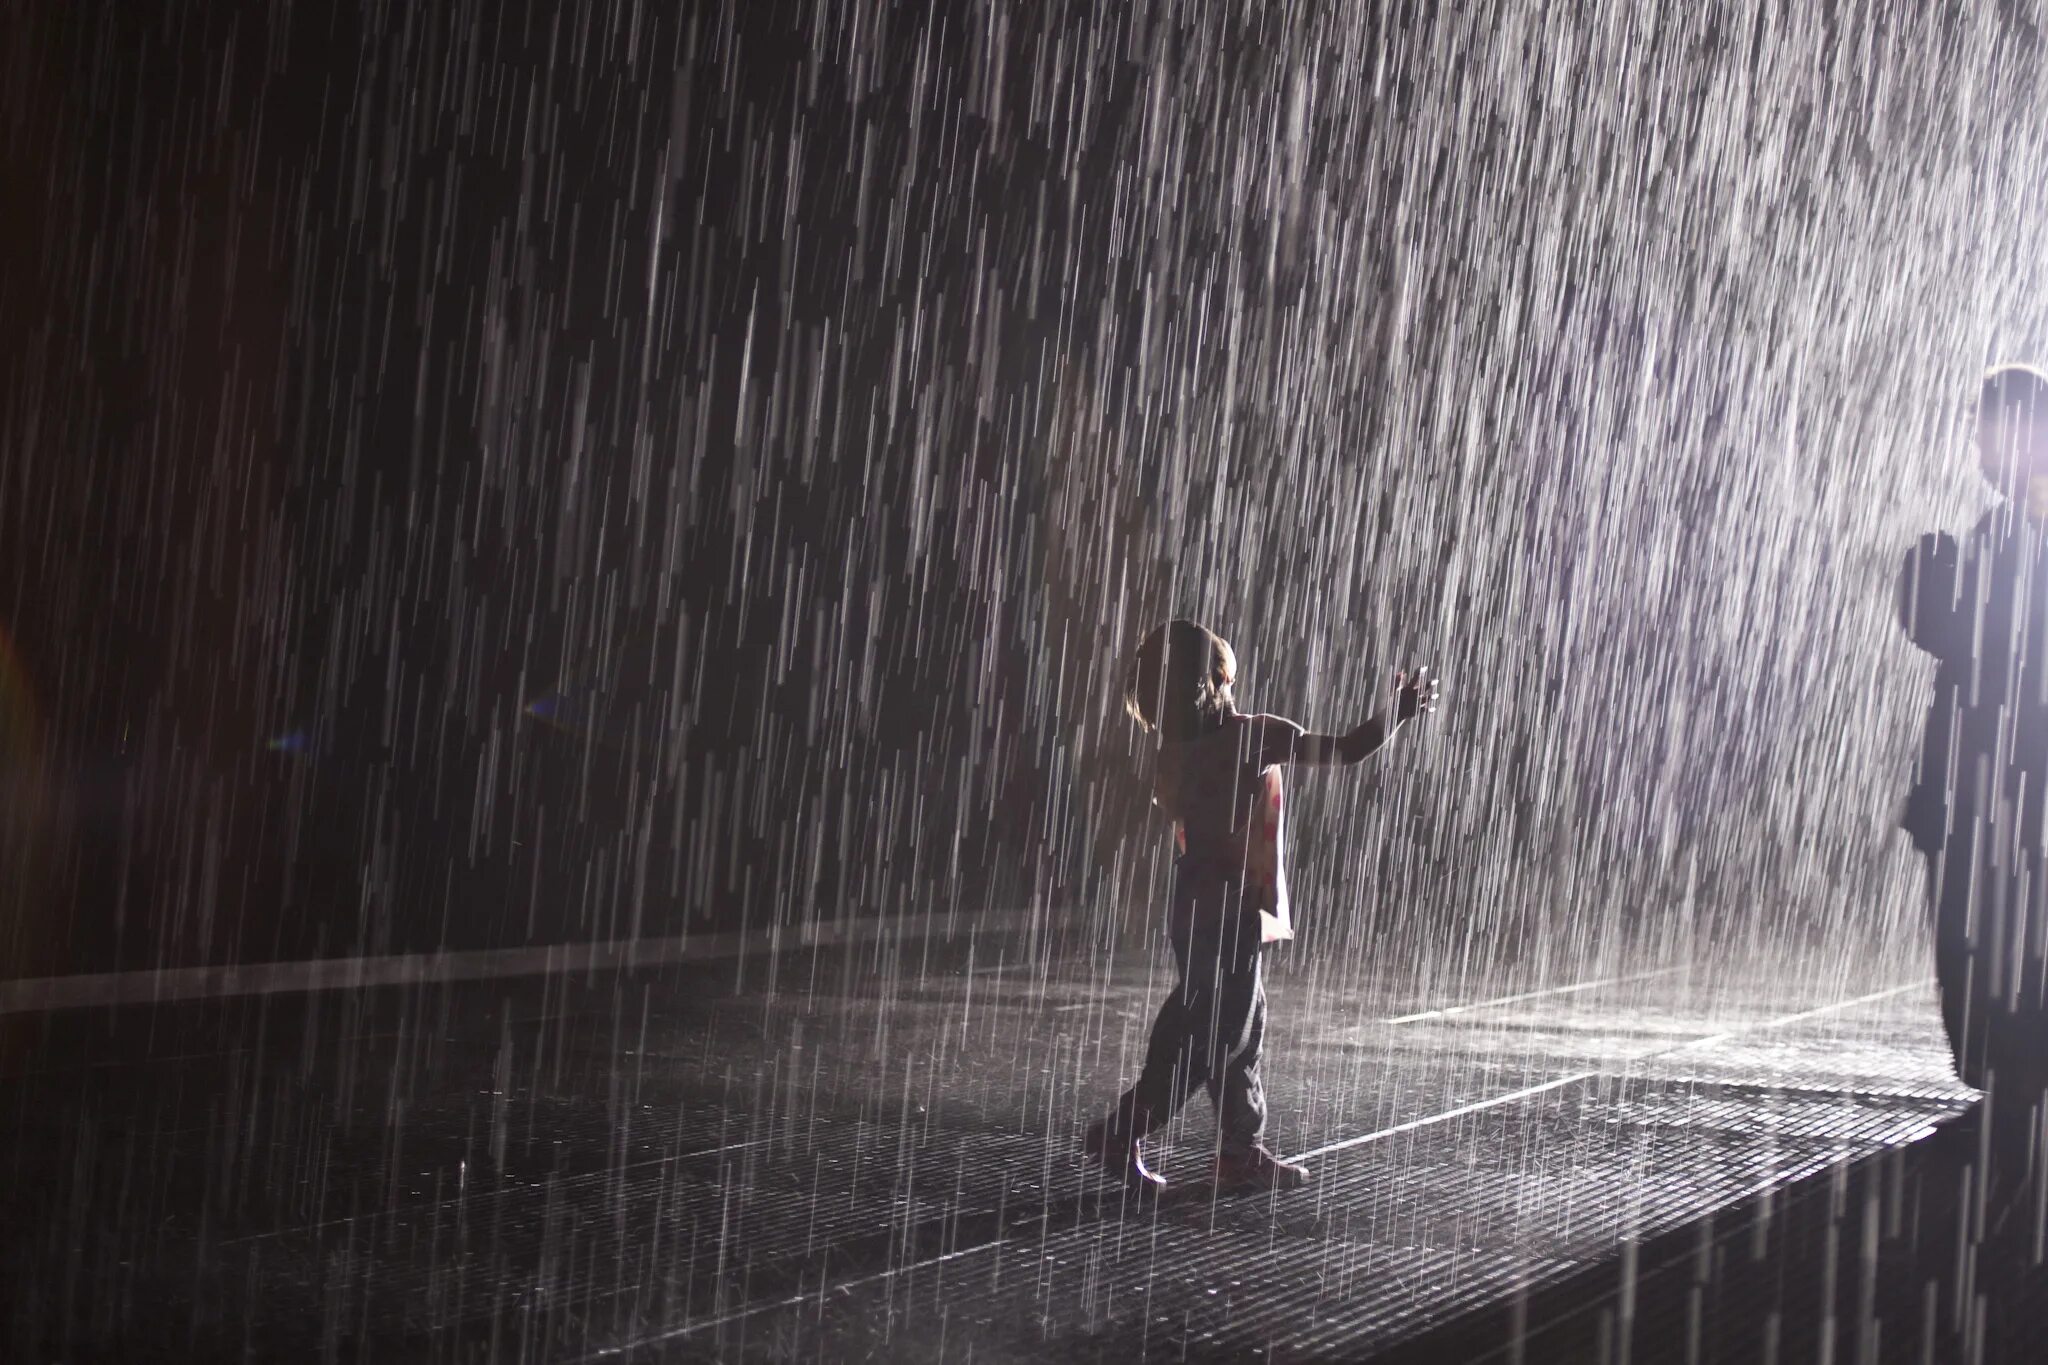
[1899,365,2048,1125]
[1083,620,1438,1192]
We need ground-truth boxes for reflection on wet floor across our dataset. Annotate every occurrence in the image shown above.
[0,940,1972,1362]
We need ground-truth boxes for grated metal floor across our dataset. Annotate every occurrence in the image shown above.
[0,933,1975,1362]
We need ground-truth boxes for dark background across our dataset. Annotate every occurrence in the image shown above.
[2,0,1201,976]
[5,0,2047,982]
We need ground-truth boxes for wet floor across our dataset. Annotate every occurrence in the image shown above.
[0,928,1968,1362]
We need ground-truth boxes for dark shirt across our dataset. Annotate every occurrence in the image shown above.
[1151,713,1294,942]
[1898,507,2048,852]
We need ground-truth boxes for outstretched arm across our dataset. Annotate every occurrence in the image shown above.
[1253,669,1440,768]
[1293,717,1397,766]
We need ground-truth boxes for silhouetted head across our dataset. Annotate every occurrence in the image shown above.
[1977,364,2048,515]
[1124,620,1237,740]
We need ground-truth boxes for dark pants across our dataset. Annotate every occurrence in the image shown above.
[1108,862,1268,1157]
[1927,818,2048,1102]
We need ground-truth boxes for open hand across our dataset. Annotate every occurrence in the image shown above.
[1395,667,1440,722]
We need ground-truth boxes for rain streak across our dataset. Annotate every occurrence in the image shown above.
[4,2,2048,1362]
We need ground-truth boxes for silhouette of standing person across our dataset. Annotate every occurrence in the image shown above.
[1899,364,2048,1131]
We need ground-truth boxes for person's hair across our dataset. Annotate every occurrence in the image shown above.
[1983,364,2048,423]
[1979,364,2048,488]
[1123,620,1236,739]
